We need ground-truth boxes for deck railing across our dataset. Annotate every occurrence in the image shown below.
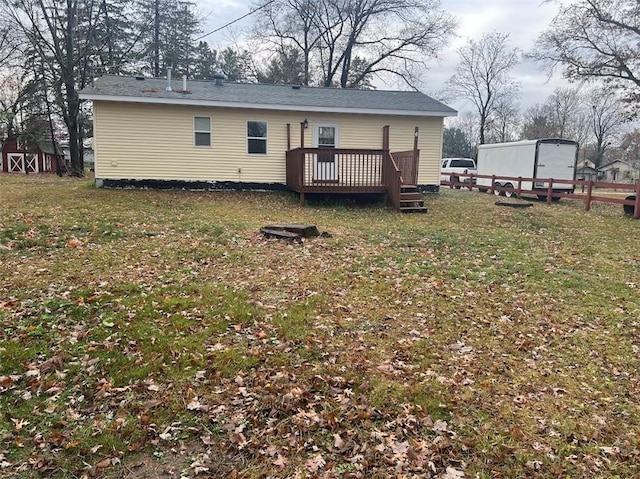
[391,150,419,186]
[286,148,388,192]
[286,147,419,209]
[383,152,403,209]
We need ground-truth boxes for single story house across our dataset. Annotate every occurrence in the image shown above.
[79,75,457,210]
[599,159,639,183]
[575,160,598,182]
[1,136,65,174]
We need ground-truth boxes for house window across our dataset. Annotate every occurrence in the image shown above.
[247,121,267,154]
[194,116,211,147]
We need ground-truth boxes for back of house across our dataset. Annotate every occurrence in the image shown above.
[79,75,456,195]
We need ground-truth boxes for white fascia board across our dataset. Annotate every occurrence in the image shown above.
[79,93,457,118]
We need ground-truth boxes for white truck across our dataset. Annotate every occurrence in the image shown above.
[440,158,477,187]
[476,139,579,199]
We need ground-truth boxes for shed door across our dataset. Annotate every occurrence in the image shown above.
[25,153,38,173]
[314,124,339,182]
[8,153,25,173]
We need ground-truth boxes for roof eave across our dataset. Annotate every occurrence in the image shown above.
[79,93,457,118]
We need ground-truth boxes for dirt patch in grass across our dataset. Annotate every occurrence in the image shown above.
[1,179,639,478]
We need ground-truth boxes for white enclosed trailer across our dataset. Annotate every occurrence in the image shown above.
[476,139,578,198]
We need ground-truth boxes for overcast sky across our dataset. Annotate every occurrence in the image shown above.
[196,0,570,114]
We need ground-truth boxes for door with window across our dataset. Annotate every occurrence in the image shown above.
[314,123,339,182]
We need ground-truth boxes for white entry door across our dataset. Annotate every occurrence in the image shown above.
[8,153,25,173]
[314,123,339,182]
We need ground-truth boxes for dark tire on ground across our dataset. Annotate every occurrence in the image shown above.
[537,195,547,201]
[551,196,561,203]
[478,188,488,193]
[494,183,503,196]
[624,195,636,216]
[452,175,461,189]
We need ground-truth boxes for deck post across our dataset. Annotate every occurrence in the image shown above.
[382,125,390,150]
[547,180,554,205]
[413,127,419,183]
[287,123,291,150]
[300,192,305,206]
[300,122,305,149]
[635,183,640,219]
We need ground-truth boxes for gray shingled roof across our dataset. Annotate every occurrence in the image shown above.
[80,75,457,117]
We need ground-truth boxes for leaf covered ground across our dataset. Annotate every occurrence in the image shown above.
[1,175,639,478]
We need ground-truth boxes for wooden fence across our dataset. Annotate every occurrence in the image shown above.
[441,173,640,219]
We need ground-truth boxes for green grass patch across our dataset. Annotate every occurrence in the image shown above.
[1,180,639,478]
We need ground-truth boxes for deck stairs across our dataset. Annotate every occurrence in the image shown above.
[398,185,428,213]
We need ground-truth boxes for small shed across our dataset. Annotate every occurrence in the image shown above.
[1,136,65,174]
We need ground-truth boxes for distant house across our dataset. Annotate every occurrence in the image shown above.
[598,159,639,183]
[1,136,65,174]
[576,160,598,181]
[79,75,457,210]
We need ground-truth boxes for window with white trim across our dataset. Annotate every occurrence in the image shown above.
[247,121,267,154]
[194,116,211,147]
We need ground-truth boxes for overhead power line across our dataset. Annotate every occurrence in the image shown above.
[195,0,276,41]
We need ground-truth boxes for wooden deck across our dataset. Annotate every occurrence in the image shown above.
[285,147,425,212]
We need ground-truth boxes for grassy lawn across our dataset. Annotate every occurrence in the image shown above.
[1,175,639,478]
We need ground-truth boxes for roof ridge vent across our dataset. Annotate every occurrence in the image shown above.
[212,72,226,85]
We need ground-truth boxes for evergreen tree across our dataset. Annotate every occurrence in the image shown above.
[136,0,200,77]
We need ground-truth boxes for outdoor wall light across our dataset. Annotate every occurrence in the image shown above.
[302,118,309,129]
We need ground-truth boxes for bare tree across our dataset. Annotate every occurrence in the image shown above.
[532,0,640,106]
[446,31,520,145]
[253,0,456,88]
[486,94,520,143]
[1,0,107,176]
[588,86,628,167]
[0,19,18,68]
[519,87,590,147]
[546,88,583,139]
[520,104,557,140]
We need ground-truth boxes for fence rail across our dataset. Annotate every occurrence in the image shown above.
[441,173,640,219]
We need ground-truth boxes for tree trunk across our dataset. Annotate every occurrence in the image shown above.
[154,0,160,77]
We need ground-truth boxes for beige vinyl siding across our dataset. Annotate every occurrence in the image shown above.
[93,101,444,185]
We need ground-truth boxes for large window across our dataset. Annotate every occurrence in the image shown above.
[194,116,211,147]
[247,121,267,154]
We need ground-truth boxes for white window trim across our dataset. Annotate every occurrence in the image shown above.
[312,122,340,148]
[247,120,268,155]
[194,116,211,147]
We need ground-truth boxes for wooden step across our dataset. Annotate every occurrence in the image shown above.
[399,205,428,213]
[399,192,423,201]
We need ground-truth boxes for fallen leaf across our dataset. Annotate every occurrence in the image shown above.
[441,466,465,478]
[273,454,288,469]
[306,453,326,473]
